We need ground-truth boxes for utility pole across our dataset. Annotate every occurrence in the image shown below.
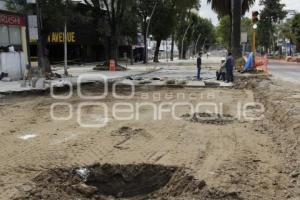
[145,0,158,64]
[64,0,68,76]
[252,11,259,54]
[36,0,43,75]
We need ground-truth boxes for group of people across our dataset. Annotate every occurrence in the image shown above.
[196,52,234,83]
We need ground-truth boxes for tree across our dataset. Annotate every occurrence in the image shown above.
[207,0,255,56]
[84,0,135,65]
[291,14,300,52]
[150,0,176,62]
[175,13,215,59]
[216,16,231,48]
[5,0,27,12]
[192,16,216,54]
[175,12,193,59]
[257,0,287,52]
[217,17,253,50]
[121,4,139,64]
[231,0,242,57]
[279,19,294,55]
[136,0,157,64]
[172,0,200,60]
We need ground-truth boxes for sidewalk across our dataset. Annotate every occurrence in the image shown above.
[0,66,160,94]
[0,57,225,94]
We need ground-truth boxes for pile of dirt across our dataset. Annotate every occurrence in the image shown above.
[15,164,240,200]
[182,113,236,125]
[111,127,145,137]
[235,76,300,198]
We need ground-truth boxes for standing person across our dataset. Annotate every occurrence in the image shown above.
[225,52,234,82]
[197,52,202,80]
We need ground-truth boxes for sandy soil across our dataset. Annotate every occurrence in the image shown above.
[0,79,299,199]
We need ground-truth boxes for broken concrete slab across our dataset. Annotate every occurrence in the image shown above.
[186,81,205,87]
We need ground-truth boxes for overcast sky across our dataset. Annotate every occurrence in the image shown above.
[200,0,300,26]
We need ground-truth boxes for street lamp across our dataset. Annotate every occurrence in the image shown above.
[145,0,158,63]
[64,0,69,76]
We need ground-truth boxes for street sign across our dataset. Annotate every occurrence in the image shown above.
[241,32,248,43]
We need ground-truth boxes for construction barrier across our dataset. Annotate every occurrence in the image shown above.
[254,54,269,74]
[109,59,116,71]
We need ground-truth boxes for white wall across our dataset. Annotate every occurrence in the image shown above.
[0,52,26,80]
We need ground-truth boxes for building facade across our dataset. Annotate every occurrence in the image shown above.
[0,1,29,80]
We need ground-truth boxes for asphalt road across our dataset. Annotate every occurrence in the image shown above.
[269,60,300,84]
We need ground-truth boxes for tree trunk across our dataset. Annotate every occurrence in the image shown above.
[130,45,134,65]
[109,24,119,66]
[143,19,148,64]
[38,33,51,77]
[154,40,161,63]
[170,33,174,61]
[182,44,187,59]
[289,37,293,56]
[229,13,233,51]
[178,42,187,59]
[231,0,242,58]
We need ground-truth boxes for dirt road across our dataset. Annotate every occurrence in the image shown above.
[0,77,299,199]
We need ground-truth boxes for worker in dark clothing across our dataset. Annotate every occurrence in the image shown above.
[225,52,234,83]
[197,52,202,80]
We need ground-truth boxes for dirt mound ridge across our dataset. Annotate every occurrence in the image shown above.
[182,113,236,125]
[16,164,240,200]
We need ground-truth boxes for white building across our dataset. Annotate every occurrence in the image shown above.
[0,0,28,80]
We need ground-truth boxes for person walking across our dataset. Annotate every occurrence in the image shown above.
[225,52,234,82]
[197,52,202,80]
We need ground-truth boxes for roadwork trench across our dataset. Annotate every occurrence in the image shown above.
[20,164,239,200]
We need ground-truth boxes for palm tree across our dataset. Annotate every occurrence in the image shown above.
[207,0,255,57]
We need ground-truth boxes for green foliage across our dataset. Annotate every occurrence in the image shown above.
[259,0,287,23]
[121,5,138,44]
[207,0,255,17]
[175,12,215,58]
[150,0,176,42]
[5,0,27,12]
[216,16,252,49]
[192,16,216,51]
[38,0,67,34]
[208,0,255,57]
[257,0,287,50]
[216,16,231,48]
[291,14,300,51]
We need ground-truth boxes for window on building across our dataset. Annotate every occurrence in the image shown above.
[0,25,9,46]
[0,25,21,46]
[9,26,21,45]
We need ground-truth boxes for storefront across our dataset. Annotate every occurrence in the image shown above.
[0,10,28,80]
